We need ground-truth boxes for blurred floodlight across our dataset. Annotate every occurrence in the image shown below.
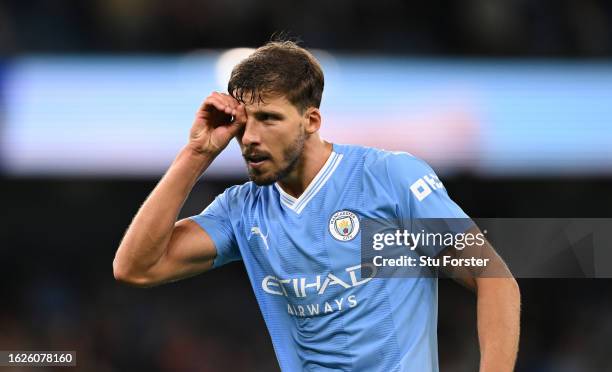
[215,48,255,90]
[2,56,612,177]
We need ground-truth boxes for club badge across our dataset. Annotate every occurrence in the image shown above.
[329,210,360,241]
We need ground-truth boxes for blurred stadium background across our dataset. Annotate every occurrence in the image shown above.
[1,1,612,371]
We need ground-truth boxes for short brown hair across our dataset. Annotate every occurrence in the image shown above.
[227,41,324,112]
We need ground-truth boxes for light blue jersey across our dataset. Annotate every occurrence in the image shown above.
[190,144,468,371]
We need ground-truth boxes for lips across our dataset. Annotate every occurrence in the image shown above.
[244,153,271,168]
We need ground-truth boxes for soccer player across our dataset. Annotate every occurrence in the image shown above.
[113,41,520,371]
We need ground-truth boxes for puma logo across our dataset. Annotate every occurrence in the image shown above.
[251,227,270,250]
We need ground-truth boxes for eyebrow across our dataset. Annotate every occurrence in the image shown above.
[252,110,285,120]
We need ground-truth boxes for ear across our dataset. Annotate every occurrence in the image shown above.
[303,107,321,134]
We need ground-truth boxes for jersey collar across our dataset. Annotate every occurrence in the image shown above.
[274,148,343,214]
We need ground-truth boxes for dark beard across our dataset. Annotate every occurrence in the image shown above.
[249,131,306,186]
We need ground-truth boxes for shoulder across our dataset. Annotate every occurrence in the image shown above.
[217,181,263,210]
[335,143,423,168]
[360,146,435,183]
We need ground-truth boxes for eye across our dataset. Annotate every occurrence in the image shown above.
[255,113,268,121]
[256,112,282,124]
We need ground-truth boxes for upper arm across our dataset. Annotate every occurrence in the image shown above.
[374,152,515,289]
[144,218,217,285]
[144,189,241,286]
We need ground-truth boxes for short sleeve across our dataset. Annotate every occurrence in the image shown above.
[380,152,468,219]
[384,152,473,257]
[189,191,241,268]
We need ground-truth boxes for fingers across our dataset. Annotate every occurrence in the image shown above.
[212,92,240,115]
[199,92,242,117]
[196,92,245,136]
[199,96,225,116]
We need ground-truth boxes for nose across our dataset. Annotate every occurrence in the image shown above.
[241,117,261,147]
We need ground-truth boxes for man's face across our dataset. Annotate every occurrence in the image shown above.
[236,94,307,186]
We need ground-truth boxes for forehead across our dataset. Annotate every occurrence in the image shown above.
[241,93,299,115]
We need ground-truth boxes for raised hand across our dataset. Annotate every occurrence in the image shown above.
[188,92,246,156]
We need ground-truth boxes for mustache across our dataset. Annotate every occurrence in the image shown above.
[242,148,272,160]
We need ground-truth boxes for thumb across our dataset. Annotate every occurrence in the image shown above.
[228,104,247,135]
[233,103,247,124]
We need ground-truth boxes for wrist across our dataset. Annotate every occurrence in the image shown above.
[177,145,216,174]
[184,143,217,160]
[186,140,224,158]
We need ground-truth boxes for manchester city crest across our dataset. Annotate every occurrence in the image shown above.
[329,210,360,241]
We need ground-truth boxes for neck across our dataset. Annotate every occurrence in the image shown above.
[277,137,333,198]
